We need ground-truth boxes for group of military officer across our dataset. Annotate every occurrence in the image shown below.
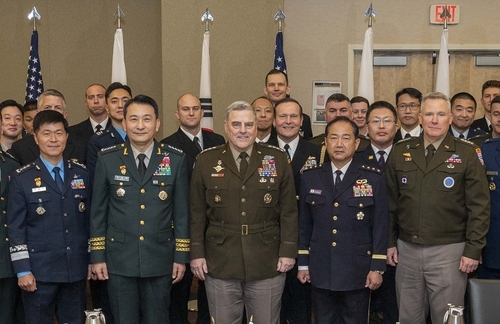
[0,72,499,324]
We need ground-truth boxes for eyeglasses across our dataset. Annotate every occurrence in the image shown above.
[368,118,396,126]
[397,103,420,111]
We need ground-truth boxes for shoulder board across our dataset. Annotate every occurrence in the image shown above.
[0,150,17,162]
[95,129,112,137]
[394,136,416,146]
[100,144,121,154]
[199,144,225,155]
[456,137,476,146]
[302,165,319,173]
[16,163,36,174]
[160,143,183,155]
[360,164,382,174]
[260,143,286,153]
[69,159,87,169]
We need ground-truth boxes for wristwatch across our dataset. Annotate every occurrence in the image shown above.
[374,270,385,275]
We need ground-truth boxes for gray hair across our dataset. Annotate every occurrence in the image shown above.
[422,92,451,112]
[225,101,256,121]
[37,89,67,111]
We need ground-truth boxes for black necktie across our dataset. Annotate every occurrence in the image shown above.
[138,154,147,180]
[193,136,202,153]
[239,152,248,178]
[459,133,465,139]
[53,166,63,192]
[95,124,102,133]
[284,144,291,160]
[426,144,435,166]
[377,151,386,169]
[334,170,342,193]
[404,133,411,139]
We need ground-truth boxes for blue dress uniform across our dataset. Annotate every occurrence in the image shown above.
[479,138,500,278]
[90,141,190,324]
[87,127,126,183]
[298,161,388,324]
[7,158,90,324]
[0,151,21,324]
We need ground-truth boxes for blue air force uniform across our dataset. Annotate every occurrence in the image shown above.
[7,158,90,324]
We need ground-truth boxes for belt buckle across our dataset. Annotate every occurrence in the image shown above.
[241,224,248,235]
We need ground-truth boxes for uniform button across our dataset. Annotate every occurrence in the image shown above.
[332,242,337,247]
[111,238,115,242]
[296,195,299,201]
[119,182,123,186]
[4,223,7,228]
[140,220,145,225]
[65,230,69,234]
[241,198,246,203]
[139,236,145,241]
[332,229,337,234]
[334,202,339,207]
[5,238,8,242]
[359,203,364,208]
[367,251,371,255]
[241,212,246,216]
[66,246,71,250]
[161,182,165,186]
[61,196,64,199]
[311,201,315,205]
[1,197,4,200]
[333,216,338,221]
[64,213,68,217]
[413,235,418,239]
[141,205,145,209]
[141,188,146,193]
[2,211,5,214]
[242,185,246,190]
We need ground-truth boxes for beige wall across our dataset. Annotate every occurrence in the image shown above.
[284,0,500,135]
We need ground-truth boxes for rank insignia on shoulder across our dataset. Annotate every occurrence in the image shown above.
[16,163,35,174]
[167,145,183,154]
[100,145,118,152]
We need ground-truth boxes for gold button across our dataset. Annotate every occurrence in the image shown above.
[0,197,4,201]
[140,220,145,225]
[242,212,246,216]
[141,188,146,193]
[242,185,246,190]
[3,224,7,228]
[241,198,246,203]
[333,216,338,221]
[5,238,8,242]
[332,229,337,234]
[141,205,145,209]
[110,238,115,242]
[296,195,299,201]
[161,182,165,186]
[367,251,371,255]
[332,242,336,247]
[334,202,339,207]
[413,235,418,239]
[311,201,315,205]
[359,203,364,208]
[119,182,123,186]
[139,236,145,241]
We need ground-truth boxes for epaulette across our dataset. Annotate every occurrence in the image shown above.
[0,150,17,162]
[160,143,183,155]
[100,144,121,154]
[394,136,416,146]
[302,165,319,173]
[482,137,499,145]
[69,159,87,169]
[456,137,476,146]
[199,144,224,155]
[95,129,111,137]
[360,164,382,174]
[260,143,286,153]
[15,163,36,174]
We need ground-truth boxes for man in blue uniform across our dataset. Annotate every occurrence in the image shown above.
[298,116,388,324]
[7,110,90,324]
[90,95,190,324]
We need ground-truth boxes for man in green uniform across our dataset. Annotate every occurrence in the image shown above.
[90,95,190,324]
[386,92,490,324]
[190,101,298,324]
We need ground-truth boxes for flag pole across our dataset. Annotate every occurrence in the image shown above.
[111,4,127,84]
[274,6,286,32]
[357,4,376,103]
[200,8,214,131]
[114,4,125,29]
[28,7,41,31]
[202,8,213,32]
[440,5,451,30]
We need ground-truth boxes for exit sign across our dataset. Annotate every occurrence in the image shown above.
[430,5,460,24]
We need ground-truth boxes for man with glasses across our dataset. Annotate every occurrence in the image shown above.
[393,88,423,143]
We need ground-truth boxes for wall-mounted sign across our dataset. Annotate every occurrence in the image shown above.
[430,5,460,24]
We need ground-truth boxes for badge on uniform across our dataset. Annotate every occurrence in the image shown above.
[34,177,42,187]
[264,193,272,204]
[213,160,225,173]
[258,155,278,178]
[401,175,408,184]
[214,195,221,203]
[154,156,172,176]
[475,148,484,166]
[368,155,374,160]
[443,176,455,188]
[116,188,125,197]
[120,165,127,175]
[36,198,45,215]
[353,179,373,197]
[309,189,322,195]
[300,156,318,174]
[357,211,365,220]
[79,202,86,212]
[403,152,412,162]
[158,190,168,201]
[71,179,86,189]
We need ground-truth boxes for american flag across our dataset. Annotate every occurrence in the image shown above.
[25,31,44,102]
[274,31,287,73]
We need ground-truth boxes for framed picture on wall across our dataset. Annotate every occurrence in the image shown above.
[312,81,341,124]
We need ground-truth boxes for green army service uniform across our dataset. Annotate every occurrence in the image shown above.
[190,142,298,281]
[386,134,490,322]
[90,141,190,323]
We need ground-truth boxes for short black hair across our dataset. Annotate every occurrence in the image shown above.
[33,110,68,134]
[350,96,370,106]
[105,82,132,103]
[482,80,500,95]
[0,100,24,120]
[274,97,303,116]
[450,92,477,109]
[325,116,359,138]
[396,88,423,105]
[491,95,500,107]
[123,95,159,119]
[265,69,289,86]
[366,101,397,121]
[325,93,350,107]
[23,100,38,113]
